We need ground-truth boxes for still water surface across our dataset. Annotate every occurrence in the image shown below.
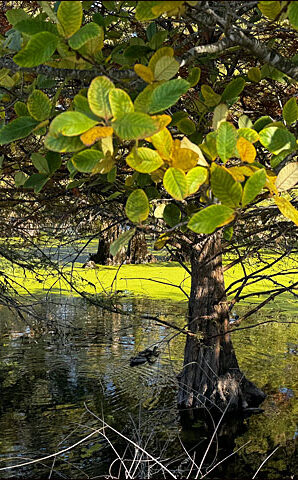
[0,293,297,479]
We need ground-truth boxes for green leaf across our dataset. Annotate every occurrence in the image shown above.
[261,64,285,82]
[57,0,82,38]
[134,84,156,113]
[46,151,61,174]
[39,1,58,23]
[216,122,237,162]
[14,19,58,35]
[23,173,49,193]
[125,189,149,223]
[201,85,221,107]
[148,30,168,50]
[135,1,160,20]
[72,149,104,172]
[124,45,152,60]
[87,76,115,119]
[242,169,266,206]
[148,79,189,114]
[258,1,281,19]
[211,165,242,207]
[237,128,260,143]
[148,46,174,72]
[36,74,56,89]
[187,67,201,87]
[13,32,58,67]
[163,204,181,227]
[27,90,52,121]
[288,1,298,29]
[49,112,98,137]
[31,153,50,174]
[275,162,298,192]
[188,205,235,233]
[146,22,157,41]
[44,133,84,152]
[282,97,298,125]
[15,171,28,187]
[253,116,273,132]
[154,56,180,81]
[238,115,253,129]
[270,150,292,169]
[259,127,296,154]
[68,22,103,49]
[163,167,187,201]
[113,112,158,140]
[126,147,163,173]
[223,225,233,241]
[177,118,196,134]
[107,166,117,182]
[186,166,208,195]
[247,67,262,83]
[0,117,39,145]
[110,228,136,256]
[212,104,228,130]
[14,101,29,117]
[109,88,134,119]
[221,77,245,102]
[73,94,100,121]
[202,131,218,161]
[6,9,29,25]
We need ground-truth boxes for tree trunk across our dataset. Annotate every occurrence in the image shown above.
[177,233,265,415]
[89,227,154,265]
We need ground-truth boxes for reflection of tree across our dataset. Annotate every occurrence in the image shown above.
[0,293,296,478]
[234,397,296,477]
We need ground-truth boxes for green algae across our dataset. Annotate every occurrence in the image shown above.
[3,255,297,312]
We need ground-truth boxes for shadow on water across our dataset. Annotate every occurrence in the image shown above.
[0,295,297,479]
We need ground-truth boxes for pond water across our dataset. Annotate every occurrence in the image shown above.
[0,291,297,479]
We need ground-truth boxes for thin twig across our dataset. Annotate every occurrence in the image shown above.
[252,445,280,479]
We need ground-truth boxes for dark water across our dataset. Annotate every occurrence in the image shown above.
[0,295,297,479]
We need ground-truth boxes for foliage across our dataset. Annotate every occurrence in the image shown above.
[0,0,297,323]
[0,2,297,240]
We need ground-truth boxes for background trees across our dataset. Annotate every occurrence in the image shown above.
[0,0,297,412]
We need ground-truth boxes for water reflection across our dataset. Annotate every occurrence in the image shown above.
[0,296,296,479]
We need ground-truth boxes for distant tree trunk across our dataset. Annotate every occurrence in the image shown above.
[177,233,265,416]
[126,232,152,264]
[89,227,154,265]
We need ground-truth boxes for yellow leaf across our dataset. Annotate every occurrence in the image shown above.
[151,114,172,130]
[134,64,154,83]
[227,167,245,182]
[171,148,198,171]
[266,176,278,195]
[154,234,170,250]
[258,1,281,20]
[147,128,173,160]
[273,196,298,225]
[180,137,209,166]
[101,135,114,155]
[152,1,184,16]
[228,165,258,181]
[80,126,114,146]
[237,137,256,163]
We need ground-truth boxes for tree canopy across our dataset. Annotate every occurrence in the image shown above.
[0,0,297,412]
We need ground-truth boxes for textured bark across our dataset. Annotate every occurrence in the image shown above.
[177,233,265,414]
[89,227,153,265]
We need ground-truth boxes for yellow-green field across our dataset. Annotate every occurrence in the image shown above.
[6,255,297,308]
